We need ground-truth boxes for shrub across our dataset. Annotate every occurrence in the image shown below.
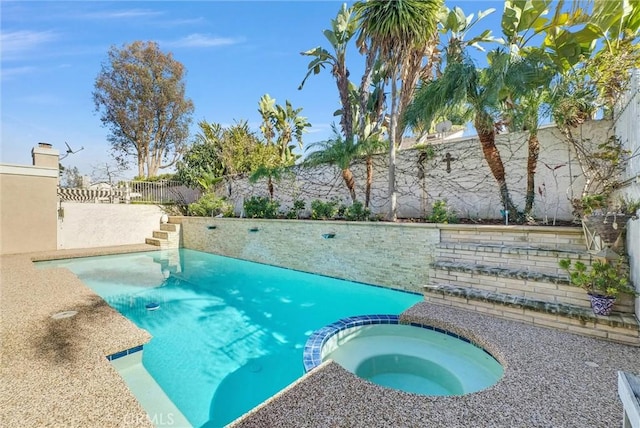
[427,200,458,224]
[344,201,370,221]
[559,258,636,298]
[311,199,338,220]
[188,192,233,217]
[284,199,306,219]
[244,196,280,219]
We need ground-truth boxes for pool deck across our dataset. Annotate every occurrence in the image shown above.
[2,245,639,427]
[1,245,157,428]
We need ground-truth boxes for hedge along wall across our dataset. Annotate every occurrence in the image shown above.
[180,217,440,293]
[217,120,611,222]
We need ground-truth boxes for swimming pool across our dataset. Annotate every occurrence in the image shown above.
[38,249,422,427]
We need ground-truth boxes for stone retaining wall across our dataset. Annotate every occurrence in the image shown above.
[180,217,440,293]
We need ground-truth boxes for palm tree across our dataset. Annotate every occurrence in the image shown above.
[254,94,310,199]
[299,4,359,140]
[258,94,310,164]
[500,50,557,218]
[304,125,361,203]
[406,52,520,220]
[354,0,443,221]
[499,0,600,218]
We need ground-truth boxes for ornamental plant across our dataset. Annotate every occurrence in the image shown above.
[559,258,636,298]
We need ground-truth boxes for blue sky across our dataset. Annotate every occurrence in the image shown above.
[1,1,503,179]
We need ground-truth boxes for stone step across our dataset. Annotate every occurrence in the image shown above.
[439,225,586,252]
[160,223,178,232]
[423,283,639,346]
[436,242,593,276]
[144,238,166,247]
[153,230,170,240]
[432,260,569,284]
[430,260,635,313]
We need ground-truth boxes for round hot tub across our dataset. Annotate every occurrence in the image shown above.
[303,315,503,396]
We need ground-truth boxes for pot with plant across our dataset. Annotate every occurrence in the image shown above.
[559,257,636,316]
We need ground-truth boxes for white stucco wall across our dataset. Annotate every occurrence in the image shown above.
[221,121,610,222]
[57,203,165,249]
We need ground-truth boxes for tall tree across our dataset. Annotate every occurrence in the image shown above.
[258,94,310,164]
[300,3,387,208]
[354,0,443,221]
[578,0,640,116]
[299,4,359,141]
[93,41,194,178]
[406,52,521,220]
[175,120,263,190]
[305,125,361,202]
[253,94,310,199]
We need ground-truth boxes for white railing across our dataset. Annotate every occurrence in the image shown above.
[58,180,201,205]
[125,180,200,204]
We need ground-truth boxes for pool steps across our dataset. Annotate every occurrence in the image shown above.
[424,227,639,346]
[109,351,192,427]
[145,221,181,249]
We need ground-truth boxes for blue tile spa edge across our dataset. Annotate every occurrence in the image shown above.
[303,314,498,372]
[106,344,144,361]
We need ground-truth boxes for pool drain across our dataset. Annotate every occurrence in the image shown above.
[145,302,161,311]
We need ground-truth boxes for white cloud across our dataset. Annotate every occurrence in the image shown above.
[0,66,36,80]
[166,34,241,48]
[1,30,57,58]
[80,9,163,20]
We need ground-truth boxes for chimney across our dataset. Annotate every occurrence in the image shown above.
[32,142,59,169]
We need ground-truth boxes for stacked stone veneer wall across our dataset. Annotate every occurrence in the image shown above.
[180,217,439,293]
[436,226,635,315]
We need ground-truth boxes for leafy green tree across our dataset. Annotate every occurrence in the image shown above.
[354,0,443,221]
[253,95,310,199]
[258,94,310,164]
[247,143,282,200]
[93,41,194,178]
[578,0,640,116]
[175,120,265,190]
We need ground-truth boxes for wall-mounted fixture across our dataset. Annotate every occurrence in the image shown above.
[207,225,217,230]
[322,232,336,239]
[249,227,259,232]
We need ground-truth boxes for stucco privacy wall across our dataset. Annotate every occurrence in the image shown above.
[57,203,165,249]
[220,121,610,221]
[615,70,640,313]
[181,217,439,293]
[0,145,59,255]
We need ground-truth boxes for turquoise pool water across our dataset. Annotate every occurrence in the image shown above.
[38,249,422,427]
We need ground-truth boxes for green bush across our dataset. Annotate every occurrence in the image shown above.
[427,200,458,224]
[244,196,280,219]
[311,199,338,220]
[344,201,370,221]
[284,199,306,219]
[188,192,234,217]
